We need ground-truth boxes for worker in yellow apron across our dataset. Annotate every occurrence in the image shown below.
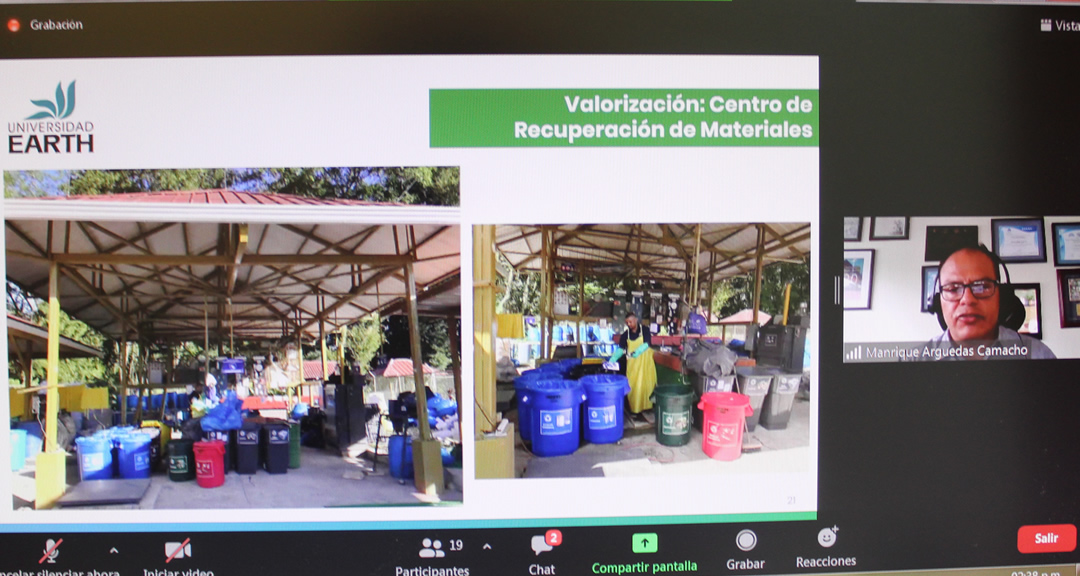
[608,313,657,414]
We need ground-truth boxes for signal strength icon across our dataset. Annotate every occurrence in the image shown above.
[844,346,862,362]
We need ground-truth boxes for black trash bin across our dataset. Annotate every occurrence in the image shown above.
[236,421,261,474]
[261,421,290,474]
[202,429,235,472]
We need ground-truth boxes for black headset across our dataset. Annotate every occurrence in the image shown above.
[928,244,1026,332]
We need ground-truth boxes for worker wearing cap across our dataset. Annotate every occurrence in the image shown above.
[608,313,657,414]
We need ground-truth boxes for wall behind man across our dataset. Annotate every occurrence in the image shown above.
[842,216,1080,359]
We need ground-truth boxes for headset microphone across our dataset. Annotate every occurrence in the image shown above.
[927,244,1025,332]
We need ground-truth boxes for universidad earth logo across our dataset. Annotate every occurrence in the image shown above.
[27,81,76,119]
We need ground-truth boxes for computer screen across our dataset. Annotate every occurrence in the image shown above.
[0,1,1077,576]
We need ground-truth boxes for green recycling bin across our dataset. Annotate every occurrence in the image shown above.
[167,439,196,482]
[652,385,694,446]
[288,421,301,469]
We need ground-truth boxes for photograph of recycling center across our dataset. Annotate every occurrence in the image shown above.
[5,168,463,510]
[474,223,812,479]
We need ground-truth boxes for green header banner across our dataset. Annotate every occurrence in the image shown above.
[430,89,818,147]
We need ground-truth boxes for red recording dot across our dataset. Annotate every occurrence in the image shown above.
[7,18,19,32]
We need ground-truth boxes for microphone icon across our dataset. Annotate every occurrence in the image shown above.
[41,538,61,564]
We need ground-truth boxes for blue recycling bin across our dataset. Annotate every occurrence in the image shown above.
[388,435,414,479]
[76,435,114,481]
[10,429,27,471]
[117,433,152,479]
[581,375,631,444]
[13,421,42,457]
[514,370,550,442]
[526,380,587,457]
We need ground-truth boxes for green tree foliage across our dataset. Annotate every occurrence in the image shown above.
[8,167,459,206]
[239,167,459,206]
[418,317,453,370]
[63,169,233,196]
[4,170,67,198]
[7,283,108,388]
[496,252,541,315]
[711,257,811,320]
[345,315,384,374]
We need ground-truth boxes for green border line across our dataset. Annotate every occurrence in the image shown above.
[0,511,814,533]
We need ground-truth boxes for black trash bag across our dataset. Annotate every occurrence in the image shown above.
[565,362,619,381]
[180,416,203,441]
[682,339,737,377]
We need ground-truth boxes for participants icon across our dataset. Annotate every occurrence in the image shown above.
[419,538,445,558]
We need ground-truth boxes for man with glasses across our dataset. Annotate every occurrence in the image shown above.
[926,247,1055,359]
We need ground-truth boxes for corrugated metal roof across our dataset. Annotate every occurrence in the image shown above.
[302,360,339,381]
[6,314,103,359]
[375,358,435,377]
[495,223,810,285]
[5,200,461,342]
[42,189,402,207]
[716,309,772,325]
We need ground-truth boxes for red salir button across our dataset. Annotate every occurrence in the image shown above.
[1017,524,1076,554]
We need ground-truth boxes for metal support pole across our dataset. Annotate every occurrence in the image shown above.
[44,262,61,452]
[752,224,766,325]
[541,227,553,360]
[473,225,498,435]
[404,262,432,440]
[577,268,585,358]
[446,318,462,416]
[36,261,67,508]
[318,295,329,381]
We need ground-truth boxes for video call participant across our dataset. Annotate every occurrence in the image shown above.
[607,313,658,416]
[925,245,1055,359]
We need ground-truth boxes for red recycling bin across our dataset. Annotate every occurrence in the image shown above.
[697,392,753,461]
[193,440,226,488]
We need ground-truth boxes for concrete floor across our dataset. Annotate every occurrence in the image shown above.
[13,446,463,510]
[516,397,811,479]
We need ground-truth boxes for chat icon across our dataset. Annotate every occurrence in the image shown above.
[531,535,553,555]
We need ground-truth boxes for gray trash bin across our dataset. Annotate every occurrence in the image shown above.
[760,372,801,430]
[735,366,774,431]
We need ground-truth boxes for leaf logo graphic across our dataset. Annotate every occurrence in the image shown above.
[27,81,76,119]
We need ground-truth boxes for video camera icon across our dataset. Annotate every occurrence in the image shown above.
[165,540,192,562]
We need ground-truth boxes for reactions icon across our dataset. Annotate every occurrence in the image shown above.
[817,527,838,548]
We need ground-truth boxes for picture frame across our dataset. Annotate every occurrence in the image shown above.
[1010,283,1043,340]
[1051,222,1080,267]
[843,249,875,310]
[869,217,909,240]
[991,217,1046,263]
[1056,268,1080,328]
[843,217,863,242]
[921,265,939,313]
[925,225,979,261]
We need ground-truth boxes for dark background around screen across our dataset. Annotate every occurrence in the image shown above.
[2,0,1080,570]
